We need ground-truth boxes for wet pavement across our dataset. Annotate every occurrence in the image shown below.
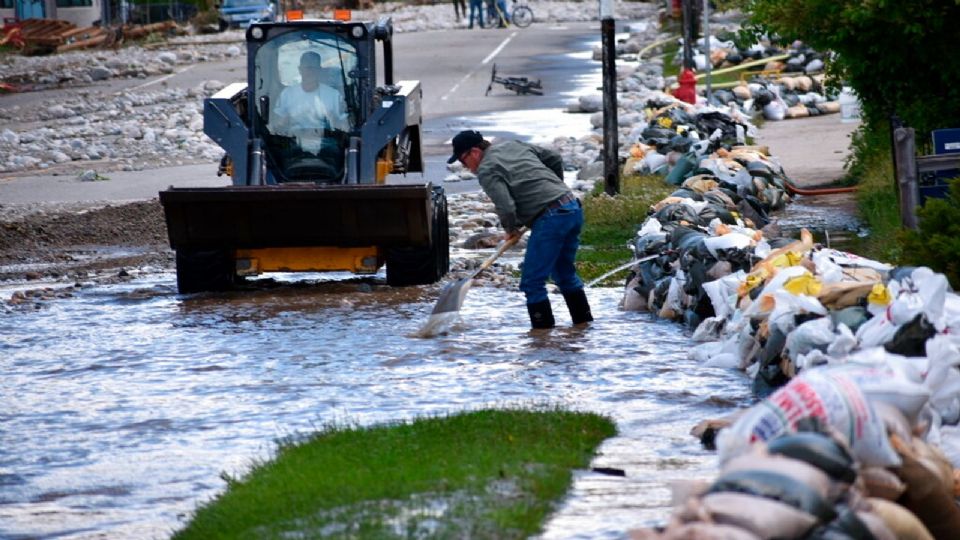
[0,272,753,539]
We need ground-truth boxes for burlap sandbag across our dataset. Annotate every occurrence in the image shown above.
[868,497,934,540]
[860,466,907,500]
[891,434,960,539]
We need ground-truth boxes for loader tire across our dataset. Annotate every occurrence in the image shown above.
[386,187,449,286]
[175,248,236,294]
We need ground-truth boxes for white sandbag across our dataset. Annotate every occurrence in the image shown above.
[690,340,725,363]
[768,290,828,335]
[704,233,753,258]
[925,336,960,422]
[855,309,901,349]
[816,249,891,272]
[762,101,786,121]
[644,151,668,174]
[795,349,831,372]
[807,362,932,424]
[742,266,811,320]
[825,323,857,358]
[703,271,746,319]
[717,370,901,467]
[811,250,844,284]
[784,316,836,364]
[935,423,960,468]
[637,217,663,237]
[622,274,647,312]
[692,316,726,342]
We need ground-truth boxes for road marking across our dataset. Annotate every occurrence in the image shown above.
[441,32,517,101]
[481,32,516,65]
[131,65,196,90]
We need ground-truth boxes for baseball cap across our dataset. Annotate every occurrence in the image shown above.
[447,130,484,164]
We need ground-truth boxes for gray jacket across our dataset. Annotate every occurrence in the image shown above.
[476,140,569,232]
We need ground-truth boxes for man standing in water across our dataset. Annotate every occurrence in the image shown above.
[448,130,593,329]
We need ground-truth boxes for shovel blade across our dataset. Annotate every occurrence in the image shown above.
[430,277,474,315]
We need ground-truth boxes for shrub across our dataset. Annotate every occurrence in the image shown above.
[898,178,960,288]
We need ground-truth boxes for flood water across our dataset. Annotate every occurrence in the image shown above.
[1,271,754,539]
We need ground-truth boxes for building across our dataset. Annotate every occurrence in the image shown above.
[1,0,107,27]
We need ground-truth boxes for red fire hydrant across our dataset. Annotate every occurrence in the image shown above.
[673,68,697,105]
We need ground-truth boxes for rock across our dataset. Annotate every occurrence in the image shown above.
[157,52,178,65]
[579,94,603,113]
[462,232,500,249]
[88,66,112,81]
[578,160,604,181]
[1,129,19,144]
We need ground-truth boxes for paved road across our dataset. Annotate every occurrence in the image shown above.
[0,21,631,204]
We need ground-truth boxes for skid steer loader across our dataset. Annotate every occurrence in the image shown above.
[159,16,449,293]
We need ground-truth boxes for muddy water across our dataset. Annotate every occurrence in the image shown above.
[1,273,753,539]
[775,192,866,251]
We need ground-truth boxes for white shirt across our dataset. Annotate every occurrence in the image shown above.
[274,83,349,132]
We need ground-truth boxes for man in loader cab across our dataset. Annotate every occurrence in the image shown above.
[272,51,350,152]
[449,130,594,329]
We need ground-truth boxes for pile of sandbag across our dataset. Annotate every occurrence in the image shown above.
[664,33,840,120]
[632,358,960,539]
[621,168,791,328]
[680,36,827,77]
[714,75,841,121]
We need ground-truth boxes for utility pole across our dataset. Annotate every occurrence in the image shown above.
[600,0,619,195]
[702,0,712,102]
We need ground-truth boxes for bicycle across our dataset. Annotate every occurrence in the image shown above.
[482,0,534,29]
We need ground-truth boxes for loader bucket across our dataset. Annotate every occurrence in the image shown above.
[159,184,434,250]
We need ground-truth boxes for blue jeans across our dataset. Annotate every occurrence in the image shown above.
[520,199,585,304]
[469,0,484,26]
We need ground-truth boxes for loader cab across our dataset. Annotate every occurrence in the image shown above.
[253,27,362,183]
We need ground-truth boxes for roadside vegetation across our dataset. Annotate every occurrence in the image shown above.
[576,174,673,286]
[728,0,960,283]
[174,407,616,540]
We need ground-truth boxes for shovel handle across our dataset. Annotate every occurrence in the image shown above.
[471,228,527,278]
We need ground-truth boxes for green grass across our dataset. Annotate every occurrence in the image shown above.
[174,407,616,540]
[844,128,903,262]
[576,174,674,286]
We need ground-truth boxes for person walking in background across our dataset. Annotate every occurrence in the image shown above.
[485,0,498,27]
[452,0,467,22]
[495,0,508,26]
[447,130,594,329]
[468,0,484,28]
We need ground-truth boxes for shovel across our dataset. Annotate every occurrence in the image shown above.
[415,230,526,338]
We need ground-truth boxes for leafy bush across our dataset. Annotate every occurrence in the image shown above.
[898,178,960,288]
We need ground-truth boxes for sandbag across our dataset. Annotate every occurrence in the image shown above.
[860,466,907,501]
[697,492,818,539]
[707,469,836,520]
[867,497,934,540]
[891,435,960,540]
[766,432,856,483]
[717,372,901,467]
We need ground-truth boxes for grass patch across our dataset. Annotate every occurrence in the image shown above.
[845,125,903,262]
[174,407,616,540]
[576,174,673,286]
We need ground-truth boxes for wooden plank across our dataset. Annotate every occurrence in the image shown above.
[55,33,106,52]
[917,154,960,174]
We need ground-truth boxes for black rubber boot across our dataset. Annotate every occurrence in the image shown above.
[526,300,555,329]
[563,289,594,325]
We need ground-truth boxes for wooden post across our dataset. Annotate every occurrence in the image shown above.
[600,12,620,196]
[893,126,919,230]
